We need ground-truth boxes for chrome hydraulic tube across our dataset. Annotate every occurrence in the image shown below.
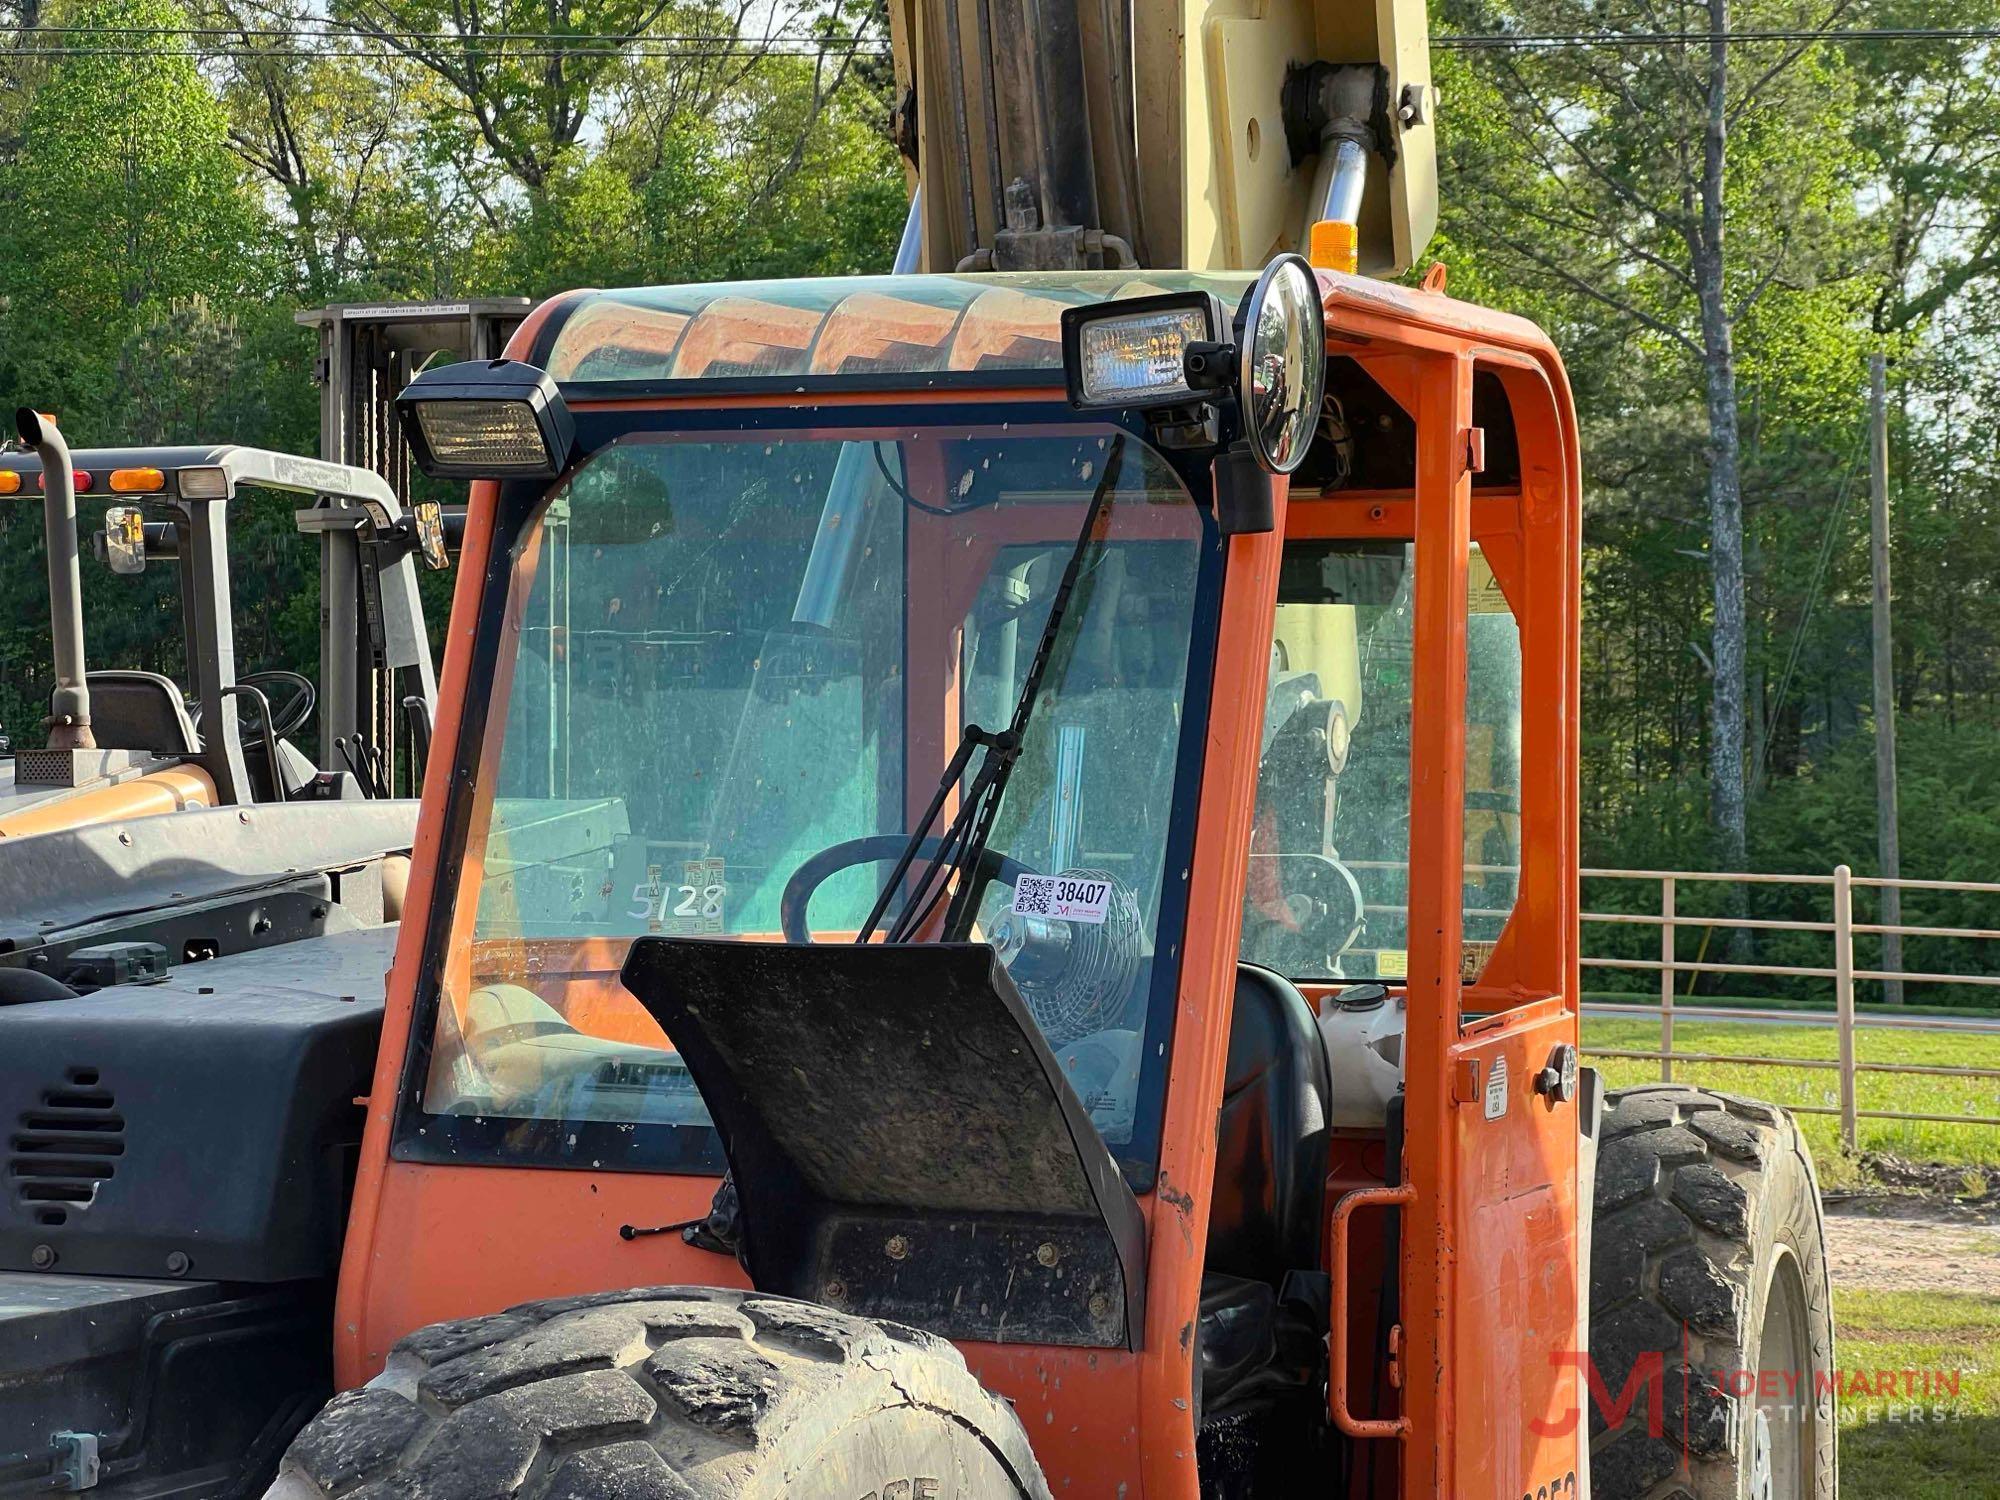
[1312,134,1370,231]
[792,443,886,630]
[894,184,925,274]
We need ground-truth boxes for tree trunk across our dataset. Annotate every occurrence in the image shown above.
[1698,303,1751,874]
[1745,514,1765,796]
[1696,0,1749,877]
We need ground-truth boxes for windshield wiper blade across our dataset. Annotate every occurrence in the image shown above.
[851,721,1008,944]
[854,436,1127,946]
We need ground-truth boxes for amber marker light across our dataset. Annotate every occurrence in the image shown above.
[109,467,166,494]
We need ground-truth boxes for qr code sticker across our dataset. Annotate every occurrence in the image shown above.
[1011,874,1111,925]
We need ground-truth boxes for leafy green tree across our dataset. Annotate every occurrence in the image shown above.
[0,0,269,413]
[1846,0,2000,333]
[0,0,277,743]
[1439,1,1873,875]
[209,0,470,299]
[325,0,873,204]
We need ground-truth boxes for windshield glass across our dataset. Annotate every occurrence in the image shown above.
[419,413,1216,1180]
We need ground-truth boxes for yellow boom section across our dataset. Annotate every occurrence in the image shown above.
[888,0,1436,276]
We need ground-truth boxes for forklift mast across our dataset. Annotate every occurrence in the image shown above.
[295,299,530,782]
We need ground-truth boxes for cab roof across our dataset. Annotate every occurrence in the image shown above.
[543,271,1260,391]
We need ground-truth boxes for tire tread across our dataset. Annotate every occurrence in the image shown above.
[273,1289,1040,1500]
[1589,1086,1835,1500]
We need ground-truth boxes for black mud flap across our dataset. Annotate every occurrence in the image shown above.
[619,938,1147,1350]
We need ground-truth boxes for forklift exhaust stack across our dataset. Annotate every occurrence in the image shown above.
[17,408,93,750]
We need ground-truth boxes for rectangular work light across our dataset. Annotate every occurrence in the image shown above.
[1061,291,1227,410]
[176,466,232,501]
[396,359,574,481]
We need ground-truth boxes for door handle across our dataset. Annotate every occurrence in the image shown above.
[1328,1182,1414,1438]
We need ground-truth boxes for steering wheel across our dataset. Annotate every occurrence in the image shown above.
[1244,851,1366,974]
[243,670,317,738]
[188,669,316,742]
[193,669,316,743]
[780,835,1039,944]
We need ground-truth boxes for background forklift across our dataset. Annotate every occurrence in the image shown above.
[1,2,1833,1499]
[0,416,444,828]
[0,414,440,994]
[0,303,524,831]
[296,298,528,787]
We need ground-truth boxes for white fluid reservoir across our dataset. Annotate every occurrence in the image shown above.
[1318,986,1406,1127]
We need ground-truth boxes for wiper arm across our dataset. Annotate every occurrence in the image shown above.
[852,720,1010,943]
[854,436,1127,945]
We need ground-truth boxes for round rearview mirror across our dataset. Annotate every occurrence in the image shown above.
[1237,254,1327,474]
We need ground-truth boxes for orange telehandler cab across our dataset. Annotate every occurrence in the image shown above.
[232,260,1829,1500]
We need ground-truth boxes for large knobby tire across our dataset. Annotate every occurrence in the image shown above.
[1589,1085,1837,1500]
[266,1288,1052,1500]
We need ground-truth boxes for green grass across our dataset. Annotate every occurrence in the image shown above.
[1834,1289,2000,1498]
[1582,1019,2000,1175]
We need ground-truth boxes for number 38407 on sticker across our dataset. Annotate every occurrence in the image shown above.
[1011,874,1112,925]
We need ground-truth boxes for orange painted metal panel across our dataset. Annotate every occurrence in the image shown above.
[1136,511,1288,1500]
[0,766,215,839]
[1445,1006,1584,1496]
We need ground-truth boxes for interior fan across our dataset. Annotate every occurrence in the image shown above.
[989,867,1145,1047]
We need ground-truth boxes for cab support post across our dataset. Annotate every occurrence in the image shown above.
[1401,349,1475,1490]
[177,498,251,804]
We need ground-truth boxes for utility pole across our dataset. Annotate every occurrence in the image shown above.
[1868,353,1905,1004]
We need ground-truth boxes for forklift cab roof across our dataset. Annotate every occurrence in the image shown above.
[0,443,438,811]
[0,443,406,511]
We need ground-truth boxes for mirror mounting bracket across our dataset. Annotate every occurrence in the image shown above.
[1215,439,1276,535]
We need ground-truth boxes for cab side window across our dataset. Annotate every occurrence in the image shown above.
[1241,539,1522,984]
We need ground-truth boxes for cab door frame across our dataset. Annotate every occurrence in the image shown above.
[1398,346,1586,1499]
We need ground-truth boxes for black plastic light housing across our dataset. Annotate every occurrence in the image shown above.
[395,359,575,481]
[1060,291,1230,411]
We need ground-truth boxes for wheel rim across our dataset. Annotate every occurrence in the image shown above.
[1748,1408,1775,1500]
[1754,1251,1812,1499]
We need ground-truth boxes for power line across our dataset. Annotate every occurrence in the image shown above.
[0,37,886,61]
[0,20,1977,69]
[1758,431,1866,785]
[9,22,871,44]
[7,19,1992,45]
[0,20,888,60]
[0,45,881,58]
[1438,26,2000,49]
[5,20,1992,51]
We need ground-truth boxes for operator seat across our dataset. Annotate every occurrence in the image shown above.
[63,671,199,756]
[1209,964,1332,1279]
[1197,963,1333,1428]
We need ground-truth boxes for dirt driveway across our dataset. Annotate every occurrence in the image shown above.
[1825,1196,2000,1294]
